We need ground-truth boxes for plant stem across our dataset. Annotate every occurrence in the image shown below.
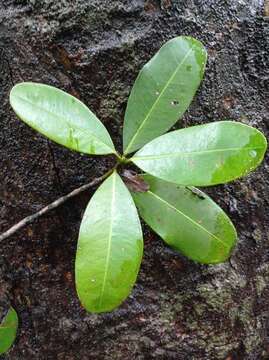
[117,155,130,164]
[115,151,123,162]
[0,168,113,243]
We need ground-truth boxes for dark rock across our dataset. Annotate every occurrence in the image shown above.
[0,0,269,359]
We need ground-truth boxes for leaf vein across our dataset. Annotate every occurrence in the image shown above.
[148,190,229,249]
[124,46,194,154]
[13,94,114,153]
[133,146,264,161]
[98,172,116,310]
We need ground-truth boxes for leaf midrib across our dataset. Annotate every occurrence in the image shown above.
[133,146,263,161]
[98,173,116,310]
[124,46,194,154]
[148,190,229,249]
[12,94,114,153]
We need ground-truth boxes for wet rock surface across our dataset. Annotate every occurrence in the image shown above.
[0,1,269,359]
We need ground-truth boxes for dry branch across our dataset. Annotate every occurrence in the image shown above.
[0,169,113,242]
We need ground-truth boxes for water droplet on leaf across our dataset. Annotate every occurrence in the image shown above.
[249,150,257,158]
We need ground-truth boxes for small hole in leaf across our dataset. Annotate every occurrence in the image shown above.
[171,100,179,106]
[156,91,160,95]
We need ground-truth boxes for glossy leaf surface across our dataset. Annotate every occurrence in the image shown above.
[133,175,237,264]
[132,121,267,186]
[75,172,143,313]
[10,82,116,155]
[123,36,207,154]
[0,307,18,355]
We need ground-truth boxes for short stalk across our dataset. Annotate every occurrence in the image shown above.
[118,155,131,165]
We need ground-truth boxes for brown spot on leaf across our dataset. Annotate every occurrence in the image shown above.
[121,170,150,193]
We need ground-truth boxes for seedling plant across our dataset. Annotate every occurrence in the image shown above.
[9,36,267,313]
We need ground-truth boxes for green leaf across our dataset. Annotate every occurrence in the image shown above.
[75,171,143,313]
[123,36,207,154]
[132,175,237,264]
[131,121,267,186]
[0,307,18,355]
[10,82,116,155]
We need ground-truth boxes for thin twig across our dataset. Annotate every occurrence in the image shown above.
[0,169,113,243]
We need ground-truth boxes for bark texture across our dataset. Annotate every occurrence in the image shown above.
[0,1,269,359]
